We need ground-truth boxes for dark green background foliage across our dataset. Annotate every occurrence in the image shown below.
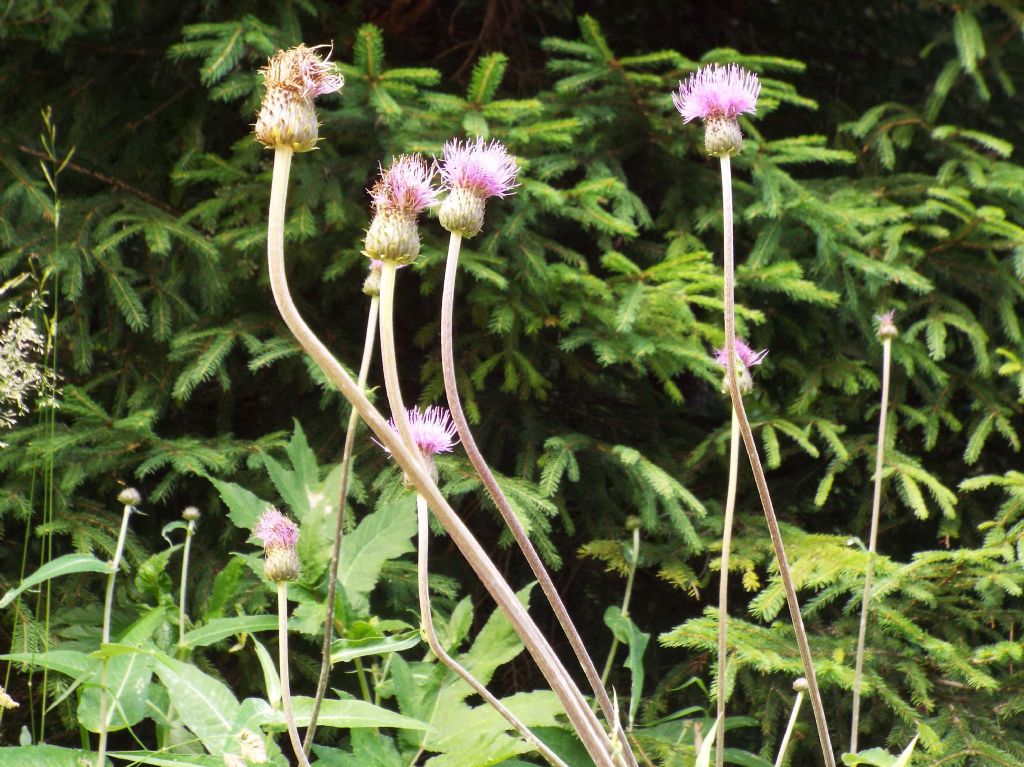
[1,1,1023,763]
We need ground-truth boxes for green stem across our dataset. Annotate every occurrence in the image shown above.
[266,147,616,767]
[277,583,312,767]
[352,657,373,704]
[850,335,892,752]
[441,233,634,766]
[304,295,379,755]
[774,689,805,767]
[715,407,741,767]
[96,501,135,767]
[719,155,834,767]
[415,494,570,767]
[598,527,640,693]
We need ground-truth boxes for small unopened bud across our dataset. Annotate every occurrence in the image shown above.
[238,728,267,763]
[363,209,421,265]
[793,677,809,692]
[117,487,142,507]
[876,310,898,341]
[625,515,642,532]
[363,261,383,296]
[439,187,487,238]
[182,506,201,522]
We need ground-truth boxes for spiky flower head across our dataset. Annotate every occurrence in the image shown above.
[382,406,458,483]
[363,155,436,265]
[254,507,300,583]
[438,137,518,238]
[673,64,760,157]
[875,310,898,341]
[714,339,767,394]
[254,44,343,152]
[182,505,201,522]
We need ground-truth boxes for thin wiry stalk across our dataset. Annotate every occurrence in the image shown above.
[598,527,640,693]
[775,688,805,767]
[265,147,617,767]
[277,584,312,767]
[414,494,569,767]
[178,518,196,649]
[715,408,741,767]
[440,234,635,767]
[719,156,835,767]
[96,500,135,767]
[303,295,379,755]
[850,334,892,752]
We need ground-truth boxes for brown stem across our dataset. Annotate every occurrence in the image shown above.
[278,584,313,767]
[719,155,835,767]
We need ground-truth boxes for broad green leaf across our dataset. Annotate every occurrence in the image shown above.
[338,495,416,614]
[283,696,431,731]
[0,553,110,608]
[153,653,241,754]
[603,605,649,727]
[79,650,154,732]
[210,477,271,531]
[183,615,278,648]
[0,650,92,678]
[251,637,281,707]
[108,753,224,767]
[311,730,404,767]
[893,735,919,767]
[330,630,421,663]
[0,745,93,766]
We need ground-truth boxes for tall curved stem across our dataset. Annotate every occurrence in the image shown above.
[304,296,379,754]
[265,146,617,767]
[715,408,740,767]
[719,156,835,767]
[440,234,635,767]
[850,335,892,752]
[415,495,569,767]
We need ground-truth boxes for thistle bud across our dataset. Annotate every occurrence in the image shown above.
[363,260,383,297]
[254,45,343,152]
[438,187,487,239]
[876,310,898,341]
[0,685,19,710]
[364,209,421,265]
[254,508,301,583]
[182,506,201,522]
[713,339,768,395]
[117,487,142,507]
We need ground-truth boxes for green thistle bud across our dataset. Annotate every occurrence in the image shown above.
[117,487,142,507]
[264,546,301,584]
[364,209,421,265]
[439,187,487,238]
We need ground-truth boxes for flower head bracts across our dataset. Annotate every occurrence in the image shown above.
[370,155,438,216]
[714,339,768,370]
[390,406,459,457]
[255,507,299,550]
[673,64,760,124]
[439,137,518,199]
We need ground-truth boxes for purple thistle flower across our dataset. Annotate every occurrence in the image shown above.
[438,137,518,199]
[370,155,438,215]
[875,310,898,340]
[294,44,344,99]
[254,508,300,551]
[714,339,768,370]
[673,64,760,124]
[389,406,459,457]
